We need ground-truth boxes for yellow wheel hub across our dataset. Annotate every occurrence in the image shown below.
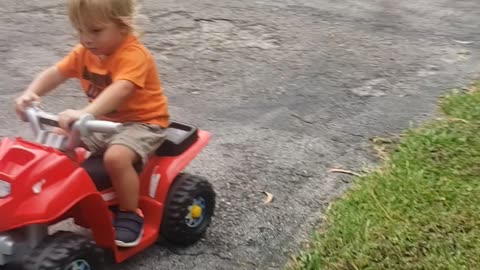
[191,205,203,219]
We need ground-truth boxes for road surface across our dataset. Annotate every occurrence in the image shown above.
[1,0,480,269]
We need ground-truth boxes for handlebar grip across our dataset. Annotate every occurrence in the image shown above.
[36,111,60,127]
[26,105,122,137]
[35,109,122,133]
[85,121,123,134]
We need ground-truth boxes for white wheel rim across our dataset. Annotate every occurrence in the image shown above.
[65,259,91,270]
[185,197,207,228]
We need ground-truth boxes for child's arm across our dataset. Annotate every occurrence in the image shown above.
[15,66,67,119]
[57,80,135,129]
[24,66,67,96]
[82,80,136,117]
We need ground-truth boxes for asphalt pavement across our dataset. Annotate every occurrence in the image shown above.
[1,0,480,269]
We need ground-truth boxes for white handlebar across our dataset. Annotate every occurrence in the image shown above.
[85,121,122,134]
[25,105,123,150]
[32,109,121,134]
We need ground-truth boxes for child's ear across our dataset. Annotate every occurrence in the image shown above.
[120,27,129,35]
[118,17,133,34]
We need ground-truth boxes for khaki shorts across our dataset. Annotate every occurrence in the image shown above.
[82,123,167,165]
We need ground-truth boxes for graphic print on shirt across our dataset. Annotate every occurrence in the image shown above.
[82,67,112,101]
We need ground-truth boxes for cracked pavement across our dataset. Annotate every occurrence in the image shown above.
[1,0,480,269]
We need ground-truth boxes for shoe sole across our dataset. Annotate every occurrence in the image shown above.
[115,229,144,248]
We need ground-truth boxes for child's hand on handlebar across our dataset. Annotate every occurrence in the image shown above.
[58,109,88,131]
[15,91,40,121]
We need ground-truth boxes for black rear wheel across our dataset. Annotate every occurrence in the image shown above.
[22,231,105,270]
[161,173,216,245]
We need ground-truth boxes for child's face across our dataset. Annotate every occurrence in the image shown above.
[77,21,127,56]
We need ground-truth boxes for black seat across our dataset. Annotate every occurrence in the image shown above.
[82,121,199,191]
[155,121,198,156]
[81,155,116,191]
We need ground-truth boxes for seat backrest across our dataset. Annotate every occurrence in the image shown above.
[155,121,199,156]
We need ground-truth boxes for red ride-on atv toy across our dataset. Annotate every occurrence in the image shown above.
[0,105,216,269]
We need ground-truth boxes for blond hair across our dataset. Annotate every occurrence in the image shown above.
[67,0,144,36]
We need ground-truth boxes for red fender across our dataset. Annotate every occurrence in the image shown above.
[0,137,112,243]
[139,130,211,205]
[71,193,115,248]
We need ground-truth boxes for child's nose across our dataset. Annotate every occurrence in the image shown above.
[80,34,93,46]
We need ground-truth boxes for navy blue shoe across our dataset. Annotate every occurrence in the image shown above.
[114,210,144,247]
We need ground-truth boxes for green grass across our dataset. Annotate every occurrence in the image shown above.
[290,83,480,270]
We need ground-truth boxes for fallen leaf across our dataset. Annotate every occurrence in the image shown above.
[328,168,362,177]
[454,40,474,45]
[436,117,469,123]
[262,191,274,204]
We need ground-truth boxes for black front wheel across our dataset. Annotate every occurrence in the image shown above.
[22,231,105,270]
[161,173,216,245]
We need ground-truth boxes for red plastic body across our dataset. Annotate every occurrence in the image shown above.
[0,130,211,263]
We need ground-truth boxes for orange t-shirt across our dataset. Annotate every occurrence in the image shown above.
[56,34,170,128]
